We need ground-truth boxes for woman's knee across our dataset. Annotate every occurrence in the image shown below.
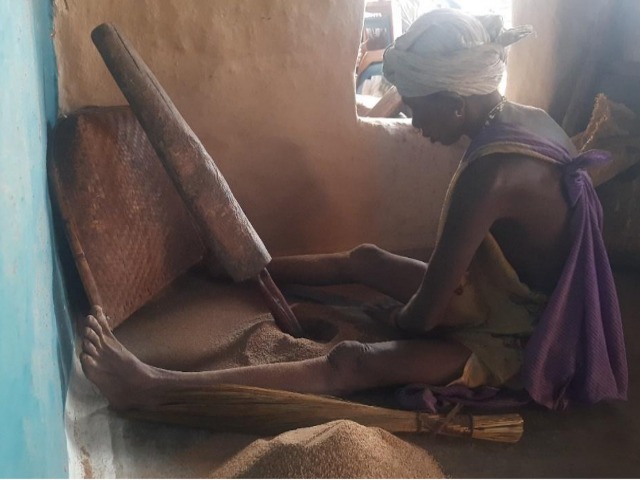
[348,244,386,278]
[326,341,373,391]
[350,243,384,262]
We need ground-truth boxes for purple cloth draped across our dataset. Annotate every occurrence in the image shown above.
[397,121,628,412]
[396,384,532,412]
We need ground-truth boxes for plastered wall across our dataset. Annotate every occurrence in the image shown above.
[0,0,69,476]
[507,0,610,118]
[53,0,464,257]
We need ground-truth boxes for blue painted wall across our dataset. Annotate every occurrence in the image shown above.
[0,0,71,477]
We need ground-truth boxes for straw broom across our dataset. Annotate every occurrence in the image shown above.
[121,384,523,443]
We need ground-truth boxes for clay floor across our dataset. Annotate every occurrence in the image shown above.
[67,267,640,478]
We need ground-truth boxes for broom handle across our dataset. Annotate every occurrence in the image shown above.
[124,405,522,443]
[122,385,524,443]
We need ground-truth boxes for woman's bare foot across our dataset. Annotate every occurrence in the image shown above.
[80,305,160,410]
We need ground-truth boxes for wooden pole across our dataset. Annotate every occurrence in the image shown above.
[91,23,303,337]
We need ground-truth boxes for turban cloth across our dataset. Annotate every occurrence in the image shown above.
[383,9,533,98]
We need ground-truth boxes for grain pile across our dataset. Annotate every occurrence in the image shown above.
[200,305,447,478]
[210,420,444,478]
[189,301,445,478]
[194,302,404,372]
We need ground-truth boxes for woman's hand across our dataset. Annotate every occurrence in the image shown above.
[392,304,409,330]
[364,294,437,334]
[393,295,438,334]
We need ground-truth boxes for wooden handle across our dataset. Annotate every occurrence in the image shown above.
[91,23,270,281]
[257,268,304,338]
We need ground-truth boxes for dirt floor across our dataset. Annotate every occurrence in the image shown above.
[77,267,640,478]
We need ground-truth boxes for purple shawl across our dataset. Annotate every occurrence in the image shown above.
[397,121,628,412]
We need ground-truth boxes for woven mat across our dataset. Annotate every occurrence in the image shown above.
[49,106,205,328]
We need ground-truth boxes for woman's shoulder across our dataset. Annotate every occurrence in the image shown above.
[501,102,577,154]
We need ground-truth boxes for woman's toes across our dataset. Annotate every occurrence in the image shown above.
[93,309,113,334]
[85,327,101,347]
[83,338,98,357]
[86,315,103,335]
[92,305,110,326]
[97,314,112,333]
[80,352,97,369]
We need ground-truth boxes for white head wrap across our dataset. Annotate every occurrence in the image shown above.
[383,9,533,98]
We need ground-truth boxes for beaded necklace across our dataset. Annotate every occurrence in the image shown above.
[484,96,507,127]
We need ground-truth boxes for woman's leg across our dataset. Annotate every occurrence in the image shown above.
[81,306,469,410]
[269,244,427,303]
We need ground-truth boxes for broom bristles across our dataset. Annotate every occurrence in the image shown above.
[122,384,523,443]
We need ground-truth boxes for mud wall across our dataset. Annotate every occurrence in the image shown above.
[507,0,609,119]
[53,0,464,257]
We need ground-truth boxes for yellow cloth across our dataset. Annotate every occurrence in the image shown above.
[443,234,547,387]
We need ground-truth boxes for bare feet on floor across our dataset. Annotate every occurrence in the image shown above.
[80,305,159,410]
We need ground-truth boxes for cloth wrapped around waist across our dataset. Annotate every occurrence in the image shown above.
[440,234,548,387]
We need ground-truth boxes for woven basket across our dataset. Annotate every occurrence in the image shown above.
[49,106,205,328]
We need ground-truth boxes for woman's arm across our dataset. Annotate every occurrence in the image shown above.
[395,156,510,333]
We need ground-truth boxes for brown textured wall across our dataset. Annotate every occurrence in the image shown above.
[508,0,640,268]
[53,0,464,257]
[507,0,608,119]
[598,164,640,270]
